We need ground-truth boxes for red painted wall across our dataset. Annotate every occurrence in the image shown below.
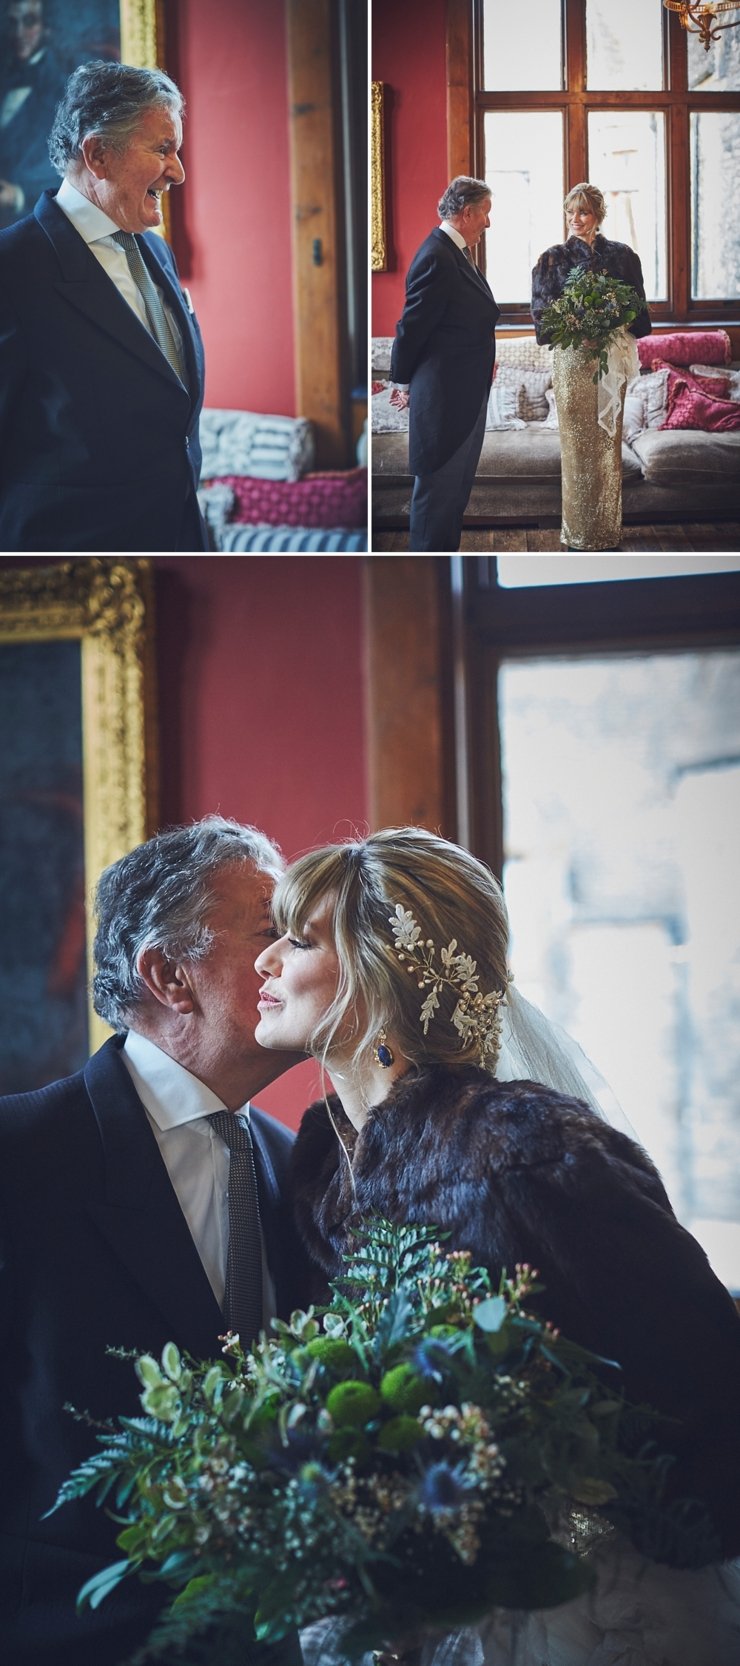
[371,0,448,336]
[166,0,296,415]
[152,555,368,1127]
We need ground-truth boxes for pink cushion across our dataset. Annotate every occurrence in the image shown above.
[205,468,368,529]
[651,360,730,399]
[638,330,731,369]
[660,368,740,433]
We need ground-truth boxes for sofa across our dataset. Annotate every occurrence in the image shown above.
[198,409,367,552]
[371,330,740,530]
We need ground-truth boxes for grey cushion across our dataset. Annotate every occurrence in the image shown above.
[630,429,740,486]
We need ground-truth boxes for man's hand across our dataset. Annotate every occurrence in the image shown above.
[388,387,410,411]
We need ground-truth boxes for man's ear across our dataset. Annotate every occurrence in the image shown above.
[79,133,109,179]
[136,946,195,1014]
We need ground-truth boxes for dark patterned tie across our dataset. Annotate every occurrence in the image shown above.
[209,1110,264,1345]
[112,229,186,384]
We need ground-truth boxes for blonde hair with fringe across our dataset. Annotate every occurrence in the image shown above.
[564,182,606,225]
[272,828,510,1074]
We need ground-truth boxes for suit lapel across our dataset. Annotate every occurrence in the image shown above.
[34,191,192,401]
[140,234,205,412]
[453,241,493,296]
[83,1039,225,1359]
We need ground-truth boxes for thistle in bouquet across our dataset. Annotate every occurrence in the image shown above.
[50,1221,712,1666]
[541,268,643,381]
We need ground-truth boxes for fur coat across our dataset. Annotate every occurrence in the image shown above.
[291,1063,740,1559]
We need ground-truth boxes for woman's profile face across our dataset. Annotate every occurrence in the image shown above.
[254,894,343,1053]
[566,201,599,242]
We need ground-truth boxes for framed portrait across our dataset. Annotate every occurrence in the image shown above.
[371,79,388,272]
[0,0,164,232]
[0,558,157,1093]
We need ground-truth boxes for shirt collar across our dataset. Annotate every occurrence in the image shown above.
[122,1029,250,1133]
[55,175,124,246]
[439,220,467,252]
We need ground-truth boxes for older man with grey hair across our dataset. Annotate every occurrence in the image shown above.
[0,815,306,1665]
[0,58,208,551]
[389,176,500,552]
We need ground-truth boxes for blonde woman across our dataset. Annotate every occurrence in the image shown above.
[532,184,651,552]
[255,827,740,1666]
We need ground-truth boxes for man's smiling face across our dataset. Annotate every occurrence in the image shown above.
[84,104,185,232]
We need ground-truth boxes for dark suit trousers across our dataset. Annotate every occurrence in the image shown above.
[409,393,488,553]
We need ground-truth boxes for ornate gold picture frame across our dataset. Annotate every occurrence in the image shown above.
[0,2,163,236]
[371,80,388,272]
[0,559,157,1082]
[120,0,164,67]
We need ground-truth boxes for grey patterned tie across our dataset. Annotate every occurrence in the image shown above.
[209,1109,264,1345]
[112,229,186,384]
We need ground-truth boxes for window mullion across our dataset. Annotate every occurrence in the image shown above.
[564,0,586,94]
[668,102,690,317]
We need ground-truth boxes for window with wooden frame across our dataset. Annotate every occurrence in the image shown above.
[456,558,740,1289]
[446,0,740,326]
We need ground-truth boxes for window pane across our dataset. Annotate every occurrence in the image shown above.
[588,110,666,300]
[482,0,561,90]
[484,113,564,304]
[499,651,740,1290]
[497,556,740,587]
[691,113,740,299]
[688,21,740,92]
[586,0,663,89]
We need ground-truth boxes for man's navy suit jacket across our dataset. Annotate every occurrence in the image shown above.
[0,1036,307,1665]
[0,190,208,552]
[390,227,500,476]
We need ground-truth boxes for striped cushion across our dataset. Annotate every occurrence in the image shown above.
[220,524,367,553]
[199,409,315,481]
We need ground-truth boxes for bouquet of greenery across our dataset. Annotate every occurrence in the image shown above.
[541,268,644,380]
[52,1221,706,1666]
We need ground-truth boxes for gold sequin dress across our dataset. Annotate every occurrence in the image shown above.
[552,341,625,551]
[531,235,652,553]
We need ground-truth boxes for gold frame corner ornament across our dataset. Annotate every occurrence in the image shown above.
[0,558,157,1056]
[371,80,388,273]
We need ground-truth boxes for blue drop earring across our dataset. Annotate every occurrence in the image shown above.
[373,1028,395,1069]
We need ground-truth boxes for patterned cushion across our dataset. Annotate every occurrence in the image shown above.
[623,368,672,443]
[220,525,367,553]
[206,469,367,530]
[636,330,731,369]
[492,366,552,423]
[486,375,525,430]
[371,338,395,377]
[372,380,410,432]
[660,369,740,434]
[495,336,553,372]
[199,409,315,481]
[690,363,740,401]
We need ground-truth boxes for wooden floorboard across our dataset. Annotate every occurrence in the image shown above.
[371,524,740,555]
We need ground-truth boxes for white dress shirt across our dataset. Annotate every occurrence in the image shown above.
[121,1030,275,1322]
[54,177,185,361]
[439,219,467,252]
